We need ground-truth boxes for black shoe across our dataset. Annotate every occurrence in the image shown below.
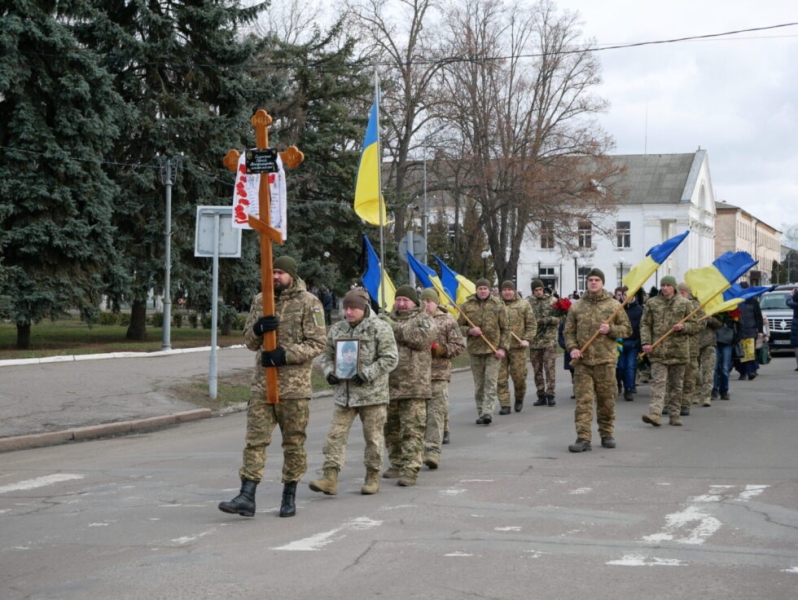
[533,396,547,406]
[546,395,556,406]
[568,438,591,453]
[629,387,638,394]
[442,430,450,444]
[601,437,616,449]
[738,373,748,380]
[499,406,511,415]
[748,373,757,380]
[514,399,523,412]
[711,390,719,400]
[476,415,485,424]
[482,414,492,425]
[720,392,730,400]
[219,479,258,517]
[279,481,297,518]
[624,391,634,401]
[680,407,690,416]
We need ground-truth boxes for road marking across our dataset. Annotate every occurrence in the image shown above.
[0,474,83,494]
[273,517,381,551]
[445,552,473,557]
[608,554,685,566]
[495,526,522,531]
[737,484,769,502]
[570,487,592,495]
[781,567,798,574]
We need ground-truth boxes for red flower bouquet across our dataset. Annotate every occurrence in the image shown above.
[550,297,571,317]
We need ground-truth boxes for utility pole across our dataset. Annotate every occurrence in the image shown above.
[158,156,182,351]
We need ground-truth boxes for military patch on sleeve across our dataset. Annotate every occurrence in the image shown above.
[312,306,325,328]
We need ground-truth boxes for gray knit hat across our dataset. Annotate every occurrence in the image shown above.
[660,275,677,287]
[395,284,419,305]
[273,255,297,279]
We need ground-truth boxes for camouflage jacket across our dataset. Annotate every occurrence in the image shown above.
[640,294,701,365]
[388,307,435,400]
[430,308,466,381]
[244,278,326,400]
[320,309,399,408]
[458,294,510,355]
[503,294,537,350]
[699,314,723,348]
[527,294,561,349]
[685,295,706,357]
[563,289,631,366]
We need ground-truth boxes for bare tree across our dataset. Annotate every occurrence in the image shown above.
[434,0,620,282]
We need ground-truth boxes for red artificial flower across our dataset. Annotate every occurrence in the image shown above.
[550,297,572,316]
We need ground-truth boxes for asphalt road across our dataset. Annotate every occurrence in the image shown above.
[2,357,798,600]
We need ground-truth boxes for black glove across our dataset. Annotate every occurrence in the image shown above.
[326,373,340,385]
[261,347,287,367]
[351,373,366,385]
[252,315,279,336]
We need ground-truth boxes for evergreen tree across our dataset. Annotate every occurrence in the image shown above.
[0,0,127,349]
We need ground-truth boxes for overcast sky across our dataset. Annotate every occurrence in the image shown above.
[562,0,797,239]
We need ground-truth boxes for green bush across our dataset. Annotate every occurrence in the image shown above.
[174,313,183,328]
[201,314,212,329]
[188,312,198,328]
[149,312,164,327]
[118,313,131,327]
[98,312,118,326]
[234,313,247,331]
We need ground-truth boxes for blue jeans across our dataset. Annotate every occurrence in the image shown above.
[617,340,639,392]
[714,344,732,394]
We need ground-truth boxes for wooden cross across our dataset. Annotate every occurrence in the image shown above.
[223,109,305,403]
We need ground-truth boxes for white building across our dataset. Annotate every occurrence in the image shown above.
[518,150,717,296]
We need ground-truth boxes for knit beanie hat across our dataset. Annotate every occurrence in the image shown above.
[342,289,369,310]
[475,278,491,288]
[273,256,297,279]
[420,288,439,303]
[676,282,690,293]
[501,280,516,291]
[587,268,605,283]
[395,284,419,305]
[660,275,677,287]
[530,279,544,290]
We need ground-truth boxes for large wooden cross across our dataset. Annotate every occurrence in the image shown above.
[223,110,304,403]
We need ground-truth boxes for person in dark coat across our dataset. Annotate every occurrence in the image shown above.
[321,288,336,326]
[733,284,764,380]
[558,312,574,398]
[616,288,644,401]
[787,288,798,371]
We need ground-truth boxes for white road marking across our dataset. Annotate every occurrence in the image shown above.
[0,474,84,494]
[495,526,522,531]
[607,554,685,566]
[781,567,798,574]
[171,531,211,544]
[737,485,769,502]
[643,505,721,545]
[445,552,473,557]
[570,487,592,495]
[440,488,466,496]
[273,517,382,551]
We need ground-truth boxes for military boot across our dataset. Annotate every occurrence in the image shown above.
[499,406,511,415]
[397,472,417,487]
[642,413,662,427]
[309,468,338,495]
[278,481,297,517]
[546,395,556,406]
[533,394,547,406]
[361,469,380,495]
[568,438,591,453]
[442,430,450,444]
[218,479,258,517]
[423,454,439,470]
[669,415,683,426]
[514,399,523,412]
[382,467,401,479]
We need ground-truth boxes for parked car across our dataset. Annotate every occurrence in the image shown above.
[760,284,797,353]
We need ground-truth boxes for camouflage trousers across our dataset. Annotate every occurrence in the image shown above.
[573,362,616,441]
[681,355,699,408]
[385,398,427,477]
[470,354,500,417]
[240,393,309,484]
[694,345,716,405]
[498,348,529,407]
[321,403,387,473]
[530,346,557,396]
[649,362,686,418]
[424,380,449,460]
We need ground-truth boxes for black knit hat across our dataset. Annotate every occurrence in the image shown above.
[475,278,491,288]
[587,268,605,284]
[273,255,297,279]
[501,280,516,291]
[395,284,419,305]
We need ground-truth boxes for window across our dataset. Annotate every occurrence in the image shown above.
[540,266,556,291]
[578,221,592,248]
[616,221,630,248]
[540,221,554,249]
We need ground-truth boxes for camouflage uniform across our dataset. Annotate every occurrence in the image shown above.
[240,280,326,484]
[695,315,722,405]
[385,307,435,481]
[458,293,510,418]
[318,310,399,473]
[640,294,700,419]
[564,290,631,442]
[498,294,536,408]
[680,295,705,410]
[528,293,561,398]
[425,308,465,464]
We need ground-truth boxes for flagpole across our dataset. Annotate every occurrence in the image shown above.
[572,294,631,362]
[643,288,722,356]
[373,72,388,312]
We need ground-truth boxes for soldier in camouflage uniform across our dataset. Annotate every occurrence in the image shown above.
[677,283,705,416]
[695,310,722,407]
[219,256,326,519]
[528,279,561,406]
[640,275,701,427]
[382,285,435,487]
[497,281,536,414]
[309,289,398,496]
[458,278,510,424]
[420,288,465,469]
[564,269,631,452]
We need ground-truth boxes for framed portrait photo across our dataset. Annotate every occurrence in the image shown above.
[334,339,360,380]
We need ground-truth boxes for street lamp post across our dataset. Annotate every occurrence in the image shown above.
[481,250,491,279]
[619,256,625,287]
[571,251,579,295]
[421,125,446,264]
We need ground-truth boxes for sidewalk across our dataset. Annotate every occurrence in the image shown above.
[0,346,256,452]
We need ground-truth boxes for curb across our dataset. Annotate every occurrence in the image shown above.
[0,345,247,368]
[0,408,212,454]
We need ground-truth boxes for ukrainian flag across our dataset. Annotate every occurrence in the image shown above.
[353,98,387,226]
[361,233,395,311]
[406,252,456,314]
[685,251,758,305]
[622,230,690,295]
[705,282,776,316]
[433,254,476,305]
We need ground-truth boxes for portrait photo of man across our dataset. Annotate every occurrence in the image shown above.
[335,340,360,380]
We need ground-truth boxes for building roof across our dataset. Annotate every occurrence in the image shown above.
[606,153,700,205]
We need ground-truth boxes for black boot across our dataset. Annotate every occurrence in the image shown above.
[279,481,297,518]
[218,479,257,517]
[533,395,547,406]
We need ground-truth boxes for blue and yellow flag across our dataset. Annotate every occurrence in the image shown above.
[406,252,457,314]
[705,282,776,316]
[622,231,690,295]
[361,233,395,310]
[353,98,387,226]
[433,254,476,305]
[685,251,758,305]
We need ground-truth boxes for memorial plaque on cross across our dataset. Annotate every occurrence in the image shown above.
[223,110,305,403]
